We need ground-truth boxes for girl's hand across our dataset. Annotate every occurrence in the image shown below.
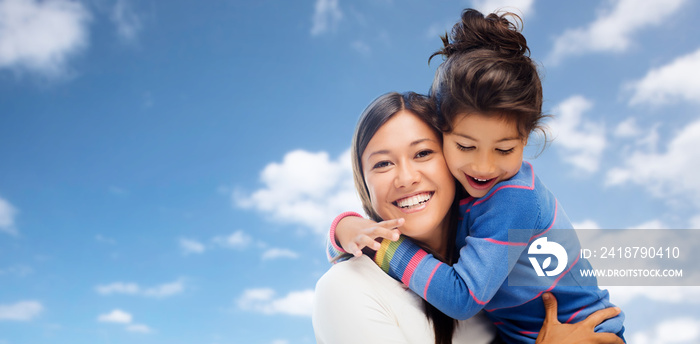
[536,292,624,344]
[336,216,404,257]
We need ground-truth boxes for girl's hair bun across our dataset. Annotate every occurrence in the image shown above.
[430,9,529,62]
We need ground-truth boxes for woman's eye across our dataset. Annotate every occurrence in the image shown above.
[415,150,433,159]
[373,161,391,169]
[456,143,474,151]
[497,148,515,155]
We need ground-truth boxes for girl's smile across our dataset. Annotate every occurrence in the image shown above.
[442,112,526,198]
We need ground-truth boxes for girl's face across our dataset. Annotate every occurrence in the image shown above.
[362,110,455,245]
[442,112,526,198]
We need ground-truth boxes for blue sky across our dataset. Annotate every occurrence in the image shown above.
[1,0,700,343]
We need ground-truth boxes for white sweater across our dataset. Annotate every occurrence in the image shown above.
[313,255,496,344]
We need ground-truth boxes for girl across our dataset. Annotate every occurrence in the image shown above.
[327,9,625,343]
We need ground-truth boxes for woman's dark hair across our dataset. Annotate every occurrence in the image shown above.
[430,8,547,140]
[351,92,458,344]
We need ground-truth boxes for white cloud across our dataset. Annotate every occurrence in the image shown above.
[627,48,700,106]
[605,286,700,306]
[95,282,140,295]
[572,219,602,244]
[271,340,289,344]
[310,0,342,36]
[97,309,132,324]
[548,96,606,173]
[547,0,688,64]
[606,119,700,205]
[179,238,206,254]
[108,186,127,195]
[97,309,153,334]
[351,40,370,56]
[95,279,184,298]
[628,317,700,344]
[0,196,18,235]
[262,248,299,261]
[237,288,314,317]
[690,215,700,229]
[110,0,141,42]
[212,230,252,249]
[142,280,184,298]
[613,117,641,138]
[0,265,33,277]
[0,301,43,321]
[572,219,601,230]
[234,149,364,235]
[126,323,153,333]
[0,0,91,76]
[424,21,453,40]
[573,218,673,251]
[626,219,667,230]
[95,234,116,244]
[471,0,534,18]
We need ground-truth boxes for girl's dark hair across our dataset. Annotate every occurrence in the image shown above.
[351,92,457,344]
[430,8,547,140]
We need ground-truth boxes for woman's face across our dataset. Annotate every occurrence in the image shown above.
[361,110,455,245]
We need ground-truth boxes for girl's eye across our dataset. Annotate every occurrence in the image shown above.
[415,149,433,159]
[496,148,515,155]
[373,161,392,169]
[456,143,474,151]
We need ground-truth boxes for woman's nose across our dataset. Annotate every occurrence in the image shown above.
[394,162,421,188]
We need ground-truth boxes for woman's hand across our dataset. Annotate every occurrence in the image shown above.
[336,216,403,257]
[536,292,624,344]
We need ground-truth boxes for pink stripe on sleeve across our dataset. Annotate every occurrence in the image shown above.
[423,262,442,299]
[401,250,428,286]
[469,288,489,305]
[484,238,528,246]
[519,331,539,335]
[566,305,587,324]
[459,197,474,206]
[329,211,363,253]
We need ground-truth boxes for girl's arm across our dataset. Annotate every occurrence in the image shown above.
[326,212,403,263]
[373,190,540,320]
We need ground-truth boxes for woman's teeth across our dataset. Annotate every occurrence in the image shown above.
[395,192,432,209]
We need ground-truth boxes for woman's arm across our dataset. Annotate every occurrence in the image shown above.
[537,293,624,344]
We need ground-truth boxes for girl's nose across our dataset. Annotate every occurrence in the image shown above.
[471,151,495,176]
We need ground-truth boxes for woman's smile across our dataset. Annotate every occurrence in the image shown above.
[362,110,455,245]
[393,191,434,213]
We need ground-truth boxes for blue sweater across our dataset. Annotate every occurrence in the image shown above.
[329,162,625,343]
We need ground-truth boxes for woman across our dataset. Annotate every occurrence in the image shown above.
[312,92,622,343]
[314,92,496,343]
